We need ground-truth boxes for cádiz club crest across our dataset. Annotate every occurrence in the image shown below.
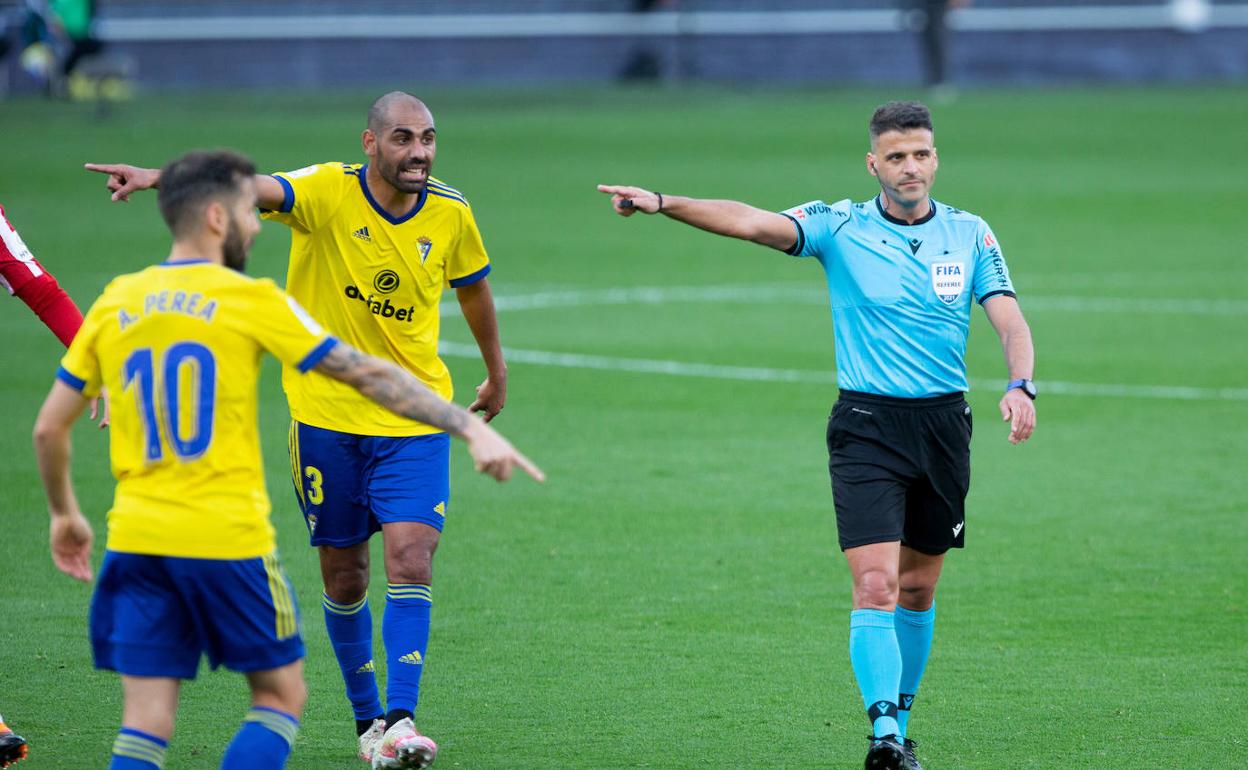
[417,236,433,265]
[930,262,965,305]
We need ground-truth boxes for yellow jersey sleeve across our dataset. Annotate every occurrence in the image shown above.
[56,289,110,398]
[445,202,491,288]
[262,162,355,233]
[245,279,338,373]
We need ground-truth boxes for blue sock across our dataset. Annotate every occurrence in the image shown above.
[849,609,903,740]
[894,602,936,739]
[220,707,299,769]
[323,592,384,721]
[383,583,432,715]
[110,727,167,769]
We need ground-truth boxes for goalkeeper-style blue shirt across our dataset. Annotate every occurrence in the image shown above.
[781,196,1015,398]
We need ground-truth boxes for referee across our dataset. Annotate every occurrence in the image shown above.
[597,100,1035,770]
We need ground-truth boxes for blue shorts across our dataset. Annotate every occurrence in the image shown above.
[89,550,304,679]
[289,421,450,547]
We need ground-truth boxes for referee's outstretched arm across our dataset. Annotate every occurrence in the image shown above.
[597,184,798,253]
[983,294,1037,445]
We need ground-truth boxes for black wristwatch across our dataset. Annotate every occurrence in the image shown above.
[1005,378,1037,400]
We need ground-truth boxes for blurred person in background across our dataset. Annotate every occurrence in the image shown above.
[904,0,970,95]
[50,0,101,81]
[9,0,101,95]
[14,0,57,92]
[618,0,671,82]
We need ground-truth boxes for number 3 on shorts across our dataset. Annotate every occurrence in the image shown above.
[304,466,324,505]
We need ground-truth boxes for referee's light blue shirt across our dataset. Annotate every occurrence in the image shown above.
[782,196,1015,398]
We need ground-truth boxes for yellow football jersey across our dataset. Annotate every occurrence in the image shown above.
[262,163,491,437]
[58,260,336,559]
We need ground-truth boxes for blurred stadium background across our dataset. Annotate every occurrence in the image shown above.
[1,1,1245,769]
[3,0,1248,92]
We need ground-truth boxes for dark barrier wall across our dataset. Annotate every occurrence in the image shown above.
[90,29,1248,89]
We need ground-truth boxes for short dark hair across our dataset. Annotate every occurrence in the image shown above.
[157,150,256,237]
[869,101,933,140]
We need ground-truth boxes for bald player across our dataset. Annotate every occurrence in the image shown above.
[87,92,511,769]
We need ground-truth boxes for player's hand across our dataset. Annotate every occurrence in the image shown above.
[50,511,94,582]
[84,162,160,203]
[90,388,111,429]
[596,184,660,216]
[999,389,1036,445]
[467,374,506,423]
[463,419,545,483]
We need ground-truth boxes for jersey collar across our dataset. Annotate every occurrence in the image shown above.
[358,165,428,225]
[875,195,936,226]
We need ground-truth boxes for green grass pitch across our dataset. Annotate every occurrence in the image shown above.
[1,85,1245,768]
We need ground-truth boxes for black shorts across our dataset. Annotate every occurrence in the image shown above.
[827,390,972,554]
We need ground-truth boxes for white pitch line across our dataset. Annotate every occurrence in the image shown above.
[441,285,1248,317]
[437,284,1247,401]
[441,341,833,385]
[1023,295,1248,316]
[439,342,1248,403]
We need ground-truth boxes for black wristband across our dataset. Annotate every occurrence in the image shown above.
[655,192,663,213]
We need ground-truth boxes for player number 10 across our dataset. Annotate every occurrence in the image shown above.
[123,343,217,461]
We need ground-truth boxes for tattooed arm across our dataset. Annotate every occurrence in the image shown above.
[314,342,543,482]
[316,342,470,434]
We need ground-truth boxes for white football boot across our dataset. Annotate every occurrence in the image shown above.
[370,717,437,769]
[357,718,386,764]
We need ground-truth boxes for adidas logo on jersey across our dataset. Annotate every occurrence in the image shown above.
[398,651,424,665]
[352,226,372,242]
[355,660,375,674]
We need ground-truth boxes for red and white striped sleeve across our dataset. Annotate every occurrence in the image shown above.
[1,205,85,347]
[0,204,46,294]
